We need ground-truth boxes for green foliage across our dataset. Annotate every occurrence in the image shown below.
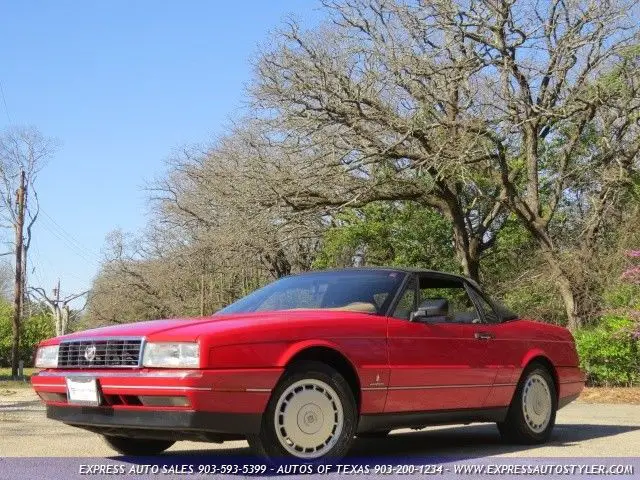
[603,283,640,310]
[22,311,56,352]
[0,301,13,366]
[575,315,640,387]
[313,202,458,273]
[481,216,536,285]
[0,301,55,367]
[502,285,567,326]
[474,216,569,323]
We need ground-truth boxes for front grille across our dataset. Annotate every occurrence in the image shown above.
[58,338,143,368]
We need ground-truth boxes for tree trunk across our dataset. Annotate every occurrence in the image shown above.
[11,171,26,378]
[450,214,481,282]
[456,243,480,282]
[511,203,585,330]
[54,309,62,337]
[263,249,292,279]
[61,306,70,335]
[557,276,582,331]
[539,248,583,330]
[463,255,480,283]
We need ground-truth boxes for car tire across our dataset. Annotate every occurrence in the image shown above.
[247,361,357,461]
[497,362,557,444]
[103,435,175,455]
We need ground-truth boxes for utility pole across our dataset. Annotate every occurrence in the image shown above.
[11,170,26,378]
[20,175,29,318]
[200,273,205,316]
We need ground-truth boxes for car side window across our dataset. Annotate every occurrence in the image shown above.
[468,288,500,324]
[418,277,481,324]
[391,277,417,320]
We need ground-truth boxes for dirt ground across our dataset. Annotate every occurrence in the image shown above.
[579,387,640,404]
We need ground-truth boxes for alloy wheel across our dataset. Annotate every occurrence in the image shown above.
[273,378,344,459]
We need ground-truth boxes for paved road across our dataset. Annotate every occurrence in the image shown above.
[1,389,639,458]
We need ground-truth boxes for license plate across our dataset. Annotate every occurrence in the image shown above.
[66,377,100,406]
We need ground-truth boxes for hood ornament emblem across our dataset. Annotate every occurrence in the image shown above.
[84,345,97,362]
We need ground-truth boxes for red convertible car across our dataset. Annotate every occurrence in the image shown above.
[32,268,584,460]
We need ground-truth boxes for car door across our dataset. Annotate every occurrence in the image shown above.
[464,286,523,408]
[385,273,497,412]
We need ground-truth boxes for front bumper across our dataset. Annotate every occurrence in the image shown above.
[46,405,261,436]
[31,368,282,435]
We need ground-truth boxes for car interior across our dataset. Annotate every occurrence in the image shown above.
[393,274,483,323]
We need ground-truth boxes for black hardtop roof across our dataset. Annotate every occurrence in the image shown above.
[292,267,474,284]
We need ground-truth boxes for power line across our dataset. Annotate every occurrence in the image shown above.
[38,209,102,266]
[40,209,101,258]
[38,222,98,267]
[28,213,101,288]
[28,238,49,288]
[39,221,99,267]
[29,235,94,287]
[0,79,12,125]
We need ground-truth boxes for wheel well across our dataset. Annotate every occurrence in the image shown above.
[286,347,361,410]
[525,356,559,400]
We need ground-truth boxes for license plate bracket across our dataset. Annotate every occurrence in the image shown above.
[66,377,100,406]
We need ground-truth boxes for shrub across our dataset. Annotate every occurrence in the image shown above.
[0,302,55,367]
[575,314,639,387]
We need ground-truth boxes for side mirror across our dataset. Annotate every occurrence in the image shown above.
[410,298,449,322]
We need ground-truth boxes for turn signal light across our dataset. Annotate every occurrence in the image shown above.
[137,395,190,407]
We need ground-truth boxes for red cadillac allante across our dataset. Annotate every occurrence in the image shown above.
[31,268,585,460]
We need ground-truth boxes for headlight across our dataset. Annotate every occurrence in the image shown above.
[142,342,199,368]
[35,345,59,368]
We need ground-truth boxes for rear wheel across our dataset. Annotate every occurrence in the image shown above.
[497,363,557,444]
[247,361,357,461]
[103,436,174,455]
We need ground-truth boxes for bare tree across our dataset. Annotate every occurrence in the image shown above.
[30,284,88,336]
[0,126,57,375]
[250,1,523,281]
[150,139,324,280]
[251,0,640,329]
[86,220,284,325]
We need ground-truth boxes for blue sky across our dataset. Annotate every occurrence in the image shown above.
[0,0,321,302]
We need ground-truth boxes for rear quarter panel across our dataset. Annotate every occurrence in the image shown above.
[484,319,584,407]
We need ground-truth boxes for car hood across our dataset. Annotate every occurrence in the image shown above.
[52,318,215,341]
[45,310,379,345]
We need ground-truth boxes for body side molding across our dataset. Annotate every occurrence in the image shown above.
[357,407,509,433]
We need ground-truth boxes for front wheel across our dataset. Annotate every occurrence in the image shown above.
[103,435,175,455]
[497,363,557,444]
[247,361,357,461]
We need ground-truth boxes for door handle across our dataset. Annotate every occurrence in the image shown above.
[474,331,495,340]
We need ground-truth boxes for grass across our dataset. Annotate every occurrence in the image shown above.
[0,367,38,391]
[0,367,37,396]
[0,367,38,379]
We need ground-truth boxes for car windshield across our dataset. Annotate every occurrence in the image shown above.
[217,269,406,315]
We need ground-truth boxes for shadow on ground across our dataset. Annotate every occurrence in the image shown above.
[112,422,640,473]
[0,399,42,410]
